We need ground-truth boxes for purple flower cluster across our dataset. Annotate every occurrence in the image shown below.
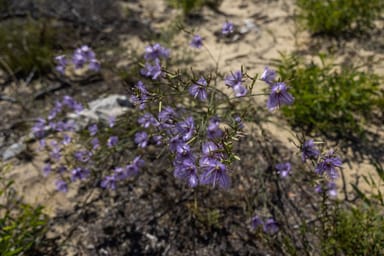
[301,139,320,162]
[140,58,162,80]
[101,156,144,190]
[130,81,150,110]
[251,215,279,235]
[275,162,291,178]
[314,149,342,197]
[225,71,248,97]
[32,95,82,140]
[144,43,170,61]
[55,45,100,74]
[260,67,294,111]
[32,92,146,193]
[126,43,246,190]
[315,150,342,180]
[141,43,170,80]
[222,21,234,35]
[132,99,235,189]
[190,35,203,49]
[189,77,208,101]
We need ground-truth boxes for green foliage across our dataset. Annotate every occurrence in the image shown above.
[0,165,48,255]
[276,54,382,140]
[0,19,57,77]
[167,0,222,16]
[321,205,384,255]
[296,0,384,36]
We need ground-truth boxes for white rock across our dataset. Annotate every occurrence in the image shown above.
[2,142,26,161]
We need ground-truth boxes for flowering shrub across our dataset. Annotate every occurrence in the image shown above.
[27,21,375,255]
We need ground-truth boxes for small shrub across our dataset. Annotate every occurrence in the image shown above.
[321,204,384,256]
[0,164,49,255]
[276,54,382,140]
[296,0,384,36]
[0,19,57,77]
[167,0,223,16]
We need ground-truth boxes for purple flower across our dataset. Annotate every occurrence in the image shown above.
[159,107,177,129]
[263,218,279,234]
[275,162,291,178]
[190,35,203,49]
[222,21,234,35]
[176,116,195,141]
[152,135,163,145]
[135,131,149,148]
[55,55,67,74]
[48,101,63,120]
[135,81,149,95]
[267,82,294,111]
[327,182,337,197]
[234,115,244,129]
[169,136,183,153]
[315,182,338,197]
[91,138,100,150]
[251,215,263,230]
[224,71,247,97]
[79,45,96,59]
[130,94,148,110]
[72,45,98,70]
[315,184,323,194]
[62,95,83,112]
[315,150,342,180]
[260,66,276,86]
[72,49,87,69]
[113,167,126,180]
[108,116,116,128]
[158,106,175,121]
[88,124,98,136]
[175,143,193,160]
[49,121,57,131]
[74,150,92,163]
[138,113,158,128]
[71,167,90,182]
[126,156,144,176]
[207,117,224,139]
[202,141,219,155]
[107,136,119,148]
[101,175,117,190]
[39,139,46,149]
[55,180,68,193]
[233,84,248,97]
[43,163,51,176]
[189,77,208,101]
[200,141,224,162]
[301,139,320,162]
[32,118,46,139]
[62,120,77,131]
[140,58,162,80]
[50,150,61,161]
[88,59,100,72]
[144,43,170,61]
[200,158,230,189]
[174,158,199,187]
[225,71,243,88]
